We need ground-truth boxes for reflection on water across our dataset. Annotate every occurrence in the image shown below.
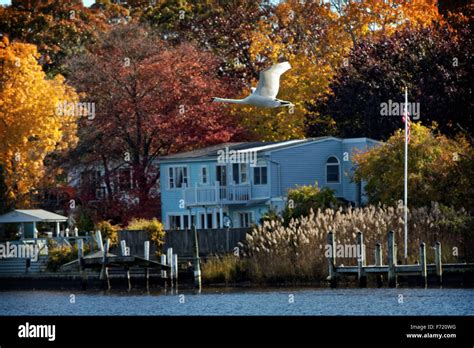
[0,288,473,316]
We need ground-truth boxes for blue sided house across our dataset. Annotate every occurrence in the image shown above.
[158,137,380,230]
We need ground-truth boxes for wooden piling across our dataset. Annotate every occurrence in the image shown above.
[435,242,443,285]
[144,241,150,289]
[77,239,87,290]
[160,254,167,289]
[327,231,337,288]
[173,254,178,282]
[375,242,383,287]
[167,248,174,288]
[420,242,427,288]
[120,240,131,290]
[357,231,367,287]
[192,225,202,290]
[387,231,397,287]
[96,231,104,252]
[120,240,127,256]
[100,238,110,290]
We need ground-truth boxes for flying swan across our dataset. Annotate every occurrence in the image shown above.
[212,61,294,108]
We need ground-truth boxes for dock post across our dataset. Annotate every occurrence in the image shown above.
[173,253,178,286]
[77,239,87,290]
[144,241,150,289]
[120,240,127,256]
[375,242,383,288]
[434,242,443,285]
[120,240,131,290]
[420,242,427,288]
[387,231,397,288]
[167,248,174,288]
[192,224,202,290]
[327,231,337,288]
[160,254,167,289]
[356,231,367,288]
[96,230,104,252]
[100,238,110,290]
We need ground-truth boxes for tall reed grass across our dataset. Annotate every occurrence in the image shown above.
[242,202,471,282]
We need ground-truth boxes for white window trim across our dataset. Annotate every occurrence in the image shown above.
[199,165,209,185]
[167,165,189,190]
[232,163,248,185]
[253,165,268,186]
[216,164,227,186]
[236,211,254,228]
[325,156,341,184]
[167,212,196,230]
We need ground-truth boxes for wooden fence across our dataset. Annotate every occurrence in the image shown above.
[117,228,250,258]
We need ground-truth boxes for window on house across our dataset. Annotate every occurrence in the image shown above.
[238,212,253,228]
[200,166,209,185]
[169,215,181,230]
[253,166,268,185]
[232,163,248,184]
[216,165,227,186]
[168,166,188,189]
[326,156,340,183]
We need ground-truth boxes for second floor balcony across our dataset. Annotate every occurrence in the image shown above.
[183,182,269,207]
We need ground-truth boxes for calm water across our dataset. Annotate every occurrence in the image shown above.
[0,288,473,316]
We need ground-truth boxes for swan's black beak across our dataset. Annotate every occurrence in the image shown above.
[279,101,294,107]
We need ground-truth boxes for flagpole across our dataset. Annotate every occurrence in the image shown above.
[404,87,408,261]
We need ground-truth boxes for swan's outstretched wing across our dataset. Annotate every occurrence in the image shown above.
[254,62,291,98]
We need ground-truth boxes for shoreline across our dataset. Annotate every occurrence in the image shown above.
[1,271,473,291]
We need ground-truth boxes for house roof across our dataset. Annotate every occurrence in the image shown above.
[0,210,68,224]
[158,139,320,162]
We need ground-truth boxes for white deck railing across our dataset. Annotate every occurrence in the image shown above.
[184,183,253,206]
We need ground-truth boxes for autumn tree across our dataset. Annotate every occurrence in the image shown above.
[0,38,78,212]
[0,0,112,75]
[137,0,270,83]
[67,25,243,222]
[234,0,444,141]
[353,123,474,210]
[307,24,473,140]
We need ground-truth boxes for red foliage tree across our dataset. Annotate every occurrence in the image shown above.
[67,24,243,223]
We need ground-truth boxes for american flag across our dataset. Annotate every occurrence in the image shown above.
[402,113,411,143]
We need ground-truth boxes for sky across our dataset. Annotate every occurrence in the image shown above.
[0,0,96,6]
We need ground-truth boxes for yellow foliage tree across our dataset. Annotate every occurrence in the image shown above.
[235,0,443,140]
[0,37,78,209]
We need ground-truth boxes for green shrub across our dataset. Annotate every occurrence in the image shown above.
[282,182,340,222]
[127,218,166,255]
[95,220,119,247]
[46,241,90,271]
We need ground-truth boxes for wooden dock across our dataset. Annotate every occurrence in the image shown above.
[63,231,178,290]
[327,230,474,288]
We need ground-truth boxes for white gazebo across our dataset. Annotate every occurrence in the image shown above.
[0,209,68,239]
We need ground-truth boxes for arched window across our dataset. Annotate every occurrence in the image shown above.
[326,156,340,183]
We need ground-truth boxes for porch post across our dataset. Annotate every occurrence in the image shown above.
[55,221,60,237]
[219,208,224,228]
[204,207,208,229]
[212,208,217,229]
[32,221,37,239]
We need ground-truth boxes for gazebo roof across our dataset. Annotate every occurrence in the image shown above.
[0,209,68,224]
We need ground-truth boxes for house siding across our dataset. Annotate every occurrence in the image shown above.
[159,137,380,229]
